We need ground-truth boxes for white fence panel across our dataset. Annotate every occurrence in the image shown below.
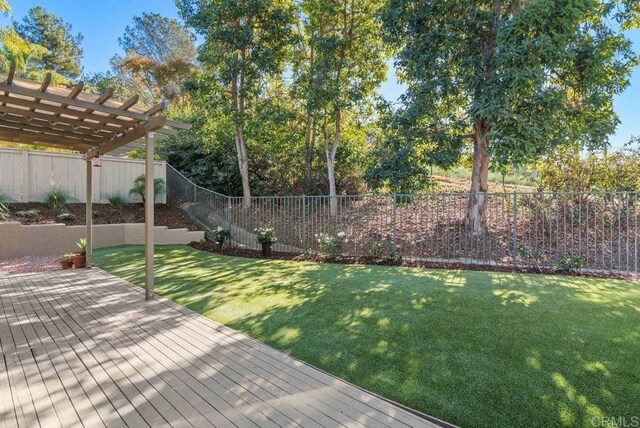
[0,148,166,203]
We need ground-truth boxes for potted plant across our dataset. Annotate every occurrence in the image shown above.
[72,238,87,268]
[59,254,73,269]
[212,226,231,251]
[255,227,277,257]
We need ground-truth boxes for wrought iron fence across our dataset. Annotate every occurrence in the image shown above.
[167,164,640,274]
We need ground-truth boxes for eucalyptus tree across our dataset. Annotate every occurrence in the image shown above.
[383,0,639,231]
[296,0,388,215]
[176,0,297,208]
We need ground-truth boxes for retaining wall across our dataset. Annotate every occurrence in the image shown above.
[0,222,204,259]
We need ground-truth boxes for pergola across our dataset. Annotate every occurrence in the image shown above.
[0,64,190,300]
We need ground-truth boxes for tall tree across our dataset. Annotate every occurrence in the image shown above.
[114,12,196,103]
[1,2,48,74]
[177,0,297,208]
[297,0,388,215]
[14,6,83,82]
[383,0,639,231]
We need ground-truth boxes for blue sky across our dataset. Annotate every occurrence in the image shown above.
[2,0,639,149]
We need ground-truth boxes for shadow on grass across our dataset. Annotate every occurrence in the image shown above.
[95,245,640,428]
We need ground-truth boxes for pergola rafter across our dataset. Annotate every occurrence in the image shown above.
[0,64,191,301]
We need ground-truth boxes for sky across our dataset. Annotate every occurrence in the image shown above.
[2,0,639,149]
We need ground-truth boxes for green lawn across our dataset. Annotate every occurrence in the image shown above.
[94,245,640,428]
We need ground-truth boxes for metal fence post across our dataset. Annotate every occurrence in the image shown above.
[513,192,518,270]
[392,193,397,252]
[193,183,197,204]
[226,196,232,230]
[301,194,306,251]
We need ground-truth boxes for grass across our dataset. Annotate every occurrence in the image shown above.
[94,245,640,428]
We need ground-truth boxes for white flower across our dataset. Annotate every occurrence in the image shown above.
[337,231,346,238]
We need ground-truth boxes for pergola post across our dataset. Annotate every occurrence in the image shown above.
[85,159,93,268]
[144,130,155,300]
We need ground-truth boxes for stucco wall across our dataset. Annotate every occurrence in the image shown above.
[0,222,204,259]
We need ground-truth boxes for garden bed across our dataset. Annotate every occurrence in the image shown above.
[189,239,639,281]
[3,202,200,230]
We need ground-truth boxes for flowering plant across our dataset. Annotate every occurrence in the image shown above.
[255,227,277,244]
[317,231,346,257]
[212,226,231,245]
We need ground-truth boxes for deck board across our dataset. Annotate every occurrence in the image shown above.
[0,269,446,428]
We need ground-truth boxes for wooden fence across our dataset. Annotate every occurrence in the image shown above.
[0,148,166,203]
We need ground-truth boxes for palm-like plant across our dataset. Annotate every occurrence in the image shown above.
[128,175,166,204]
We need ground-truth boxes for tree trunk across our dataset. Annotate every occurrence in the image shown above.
[231,71,251,209]
[327,111,340,217]
[303,112,315,191]
[234,124,251,209]
[466,118,490,232]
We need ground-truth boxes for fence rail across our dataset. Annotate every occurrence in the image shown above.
[167,164,640,275]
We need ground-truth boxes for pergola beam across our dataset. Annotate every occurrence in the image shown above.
[0,95,134,128]
[0,81,150,121]
[0,130,90,150]
[0,103,119,135]
[0,115,105,142]
[84,115,166,159]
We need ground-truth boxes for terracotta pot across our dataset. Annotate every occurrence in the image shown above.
[72,254,86,269]
[60,260,73,270]
[261,242,272,257]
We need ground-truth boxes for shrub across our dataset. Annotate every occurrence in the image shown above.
[317,231,347,257]
[555,255,584,273]
[212,226,232,246]
[14,209,39,218]
[43,188,71,207]
[129,175,166,203]
[371,239,394,258]
[56,212,76,222]
[254,227,277,244]
[107,193,131,210]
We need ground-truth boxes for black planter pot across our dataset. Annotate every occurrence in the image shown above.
[261,242,272,257]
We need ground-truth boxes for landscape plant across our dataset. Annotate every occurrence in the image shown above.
[317,231,346,257]
[59,253,73,269]
[0,193,9,221]
[255,227,277,245]
[212,226,231,249]
[129,175,166,204]
[555,255,585,273]
[107,193,131,210]
[56,212,75,222]
[43,188,71,208]
[14,209,39,218]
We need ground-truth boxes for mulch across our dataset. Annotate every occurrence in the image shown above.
[3,203,200,230]
[189,240,638,281]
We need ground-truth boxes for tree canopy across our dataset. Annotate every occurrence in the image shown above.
[14,6,83,82]
[382,0,639,229]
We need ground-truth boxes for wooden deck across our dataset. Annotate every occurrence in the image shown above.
[0,269,445,428]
